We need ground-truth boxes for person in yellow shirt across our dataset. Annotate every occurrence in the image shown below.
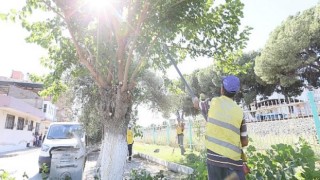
[127,125,134,162]
[176,121,185,155]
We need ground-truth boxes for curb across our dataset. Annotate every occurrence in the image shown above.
[137,153,194,175]
[0,147,39,158]
[0,153,18,158]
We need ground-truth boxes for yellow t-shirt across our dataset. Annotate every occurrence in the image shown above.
[127,129,134,144]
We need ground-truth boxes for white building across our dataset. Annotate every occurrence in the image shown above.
[0,73,58,153]
[245,88,320,122]
[41,100,58,133]
[0,95,45,153]
[43,101,57,121]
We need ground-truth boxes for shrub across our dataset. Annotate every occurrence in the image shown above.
[40,163,49,179]
[0,169,15,180]
[129,169,165,180]
[246,138,320,179]
[182,151,208,180]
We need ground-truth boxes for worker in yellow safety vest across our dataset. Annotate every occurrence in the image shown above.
[127,125,134,162]
[176,121,185,155]
[194,75,249,180]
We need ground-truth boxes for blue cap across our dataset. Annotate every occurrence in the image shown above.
[222,75,240,93]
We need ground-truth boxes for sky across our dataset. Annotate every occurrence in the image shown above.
[0,0,319,127]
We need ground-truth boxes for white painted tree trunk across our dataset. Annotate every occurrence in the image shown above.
[100,131,128,180]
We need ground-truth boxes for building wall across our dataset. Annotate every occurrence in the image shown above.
[19,98,43,109]
[0,109,42,153]
[7,86,43,109]
[8,86,39,99]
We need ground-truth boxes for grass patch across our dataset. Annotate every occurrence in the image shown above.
[133,142,199,164]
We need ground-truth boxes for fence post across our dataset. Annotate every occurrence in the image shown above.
[153,126,156,144]
[166,124,170,145]
[142,129,145,143]
[189,119,193,150]
[307,90,320,143]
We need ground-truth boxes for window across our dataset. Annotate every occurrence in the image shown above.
[17,117,24,130]
[28,120,34,131]
[5,114,15,129]
[47,124,84,139]
[288,106,294,113]
[43,104,47,113]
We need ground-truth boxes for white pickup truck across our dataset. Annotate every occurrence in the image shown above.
[38,122,86,173]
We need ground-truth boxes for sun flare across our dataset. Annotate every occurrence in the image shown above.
[87,0,113,12]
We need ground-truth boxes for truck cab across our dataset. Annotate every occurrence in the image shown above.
[38,122,86,173]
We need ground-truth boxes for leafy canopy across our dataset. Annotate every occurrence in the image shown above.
[255,5,320,88]
[4,0,251,101]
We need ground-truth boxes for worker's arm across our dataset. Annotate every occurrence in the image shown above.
[240,119,248,147]
[193,97,211,121]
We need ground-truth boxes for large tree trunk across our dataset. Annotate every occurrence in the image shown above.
[100,131,128,179]
[98,87,132,180]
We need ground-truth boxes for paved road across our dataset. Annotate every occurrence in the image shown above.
[0,149,186,180]
[84,151,187,180]
[0,149,42,180]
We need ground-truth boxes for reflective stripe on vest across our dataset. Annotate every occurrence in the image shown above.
[207,117,240,135]
[206,135,241,154]
[205,96,243,160]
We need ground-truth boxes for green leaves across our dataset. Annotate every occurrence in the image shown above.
[39,80,67,102]
[255,4,320,88]
[0,13,7,20]
[182,150,208,179]
[246,138,320,180]
[9,0,250,96]
[0,170,15,180]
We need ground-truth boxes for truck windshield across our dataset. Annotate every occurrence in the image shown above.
[47,124,84,139]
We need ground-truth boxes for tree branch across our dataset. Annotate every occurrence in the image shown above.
[106,59,114,86]
[122,2,150,92]
[107,8,126,84]
[61,10,108,89]
[41,0,65,20]
[128,35,158,90]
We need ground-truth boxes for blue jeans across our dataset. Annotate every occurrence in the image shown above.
[207,163,245,180]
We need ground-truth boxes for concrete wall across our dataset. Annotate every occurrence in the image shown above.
[7,86,43,109]
[0,109,41,153]
[8,86,39,99]
[20,98,43,109]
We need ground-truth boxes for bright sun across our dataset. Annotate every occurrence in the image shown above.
[87,0,113,12]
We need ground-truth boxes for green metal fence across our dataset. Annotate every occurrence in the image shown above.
[136,92,320,155]
[138,119,206,152]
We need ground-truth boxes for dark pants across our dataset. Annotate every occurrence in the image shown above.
[177,134,185,155]
[128,144,133,160]
[207,163,245,180]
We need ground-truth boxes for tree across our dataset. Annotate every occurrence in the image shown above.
[133,70,171,117]
[71,70,171,143]
[235,51,276,106]
[177,51,277,113]
[52,85,75,122]
[255,5,320,89]
[5,0,250,178]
